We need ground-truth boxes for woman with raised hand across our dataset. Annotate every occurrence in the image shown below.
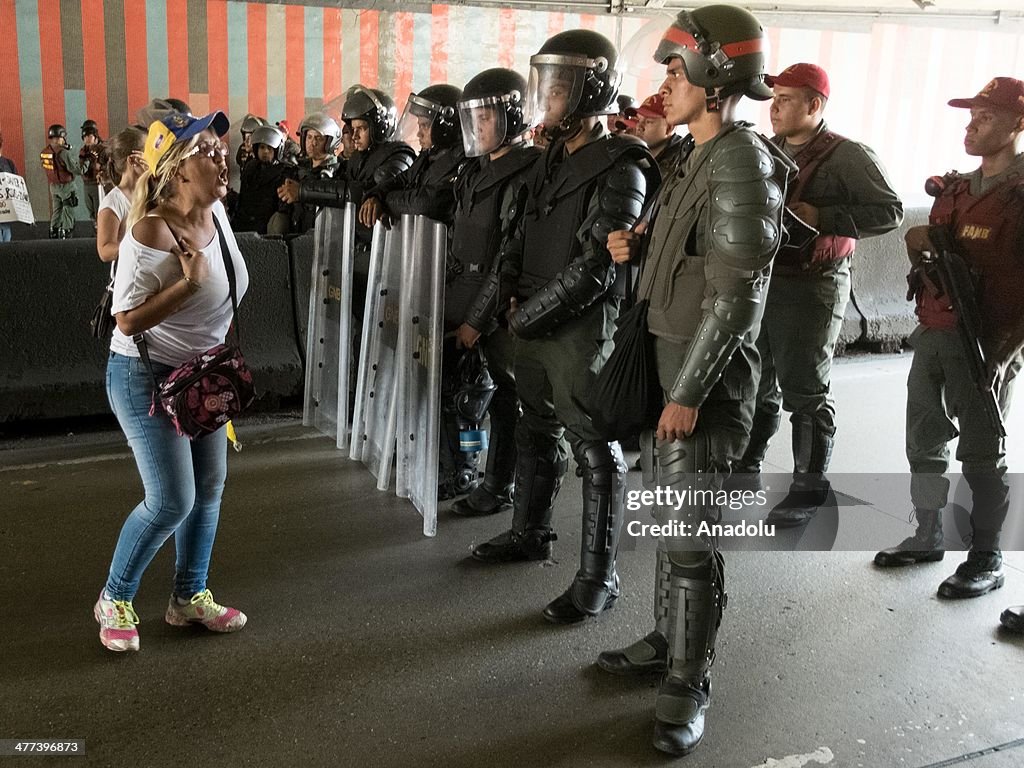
[95,110,249,653]
[95,126,147,263]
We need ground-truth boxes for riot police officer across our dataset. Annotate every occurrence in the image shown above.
[234,124,293,235]
[281,112,341,234]
[599,6,794,755]
[468,32,659,630]
[279,87,415,312]
[359,84,465,229]
[40,124,80,238]
[448,68,541,515]
[357,83,475,499]
[237,113,268,169]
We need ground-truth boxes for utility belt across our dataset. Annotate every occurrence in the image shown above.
[445,253,465,285]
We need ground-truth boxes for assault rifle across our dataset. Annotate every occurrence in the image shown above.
[924,225,1006,437]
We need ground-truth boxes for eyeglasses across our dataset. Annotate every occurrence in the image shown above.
[183,140,229,161]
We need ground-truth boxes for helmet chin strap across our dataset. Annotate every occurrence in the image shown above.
[543,115,585,143]
[705,87,722,113]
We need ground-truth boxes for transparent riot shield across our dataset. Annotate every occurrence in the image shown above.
[334,207,356,451]
[302,204,355,444]
[351,220,402,490]
[349,223,384,463]
[394,215,445,537]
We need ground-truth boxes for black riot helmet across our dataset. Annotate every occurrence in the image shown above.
[81,120,100,139]
[48,124,68,140]
[341,85,398,145]
[615,94,639,113]
[524,29,622,134]
[458,68,528,158]
[396,84,463,151]
[653,5,772,108]
[251,124,286,162]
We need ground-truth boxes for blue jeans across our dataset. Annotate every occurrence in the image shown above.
[104,352,228,601]
[0,224,11,242]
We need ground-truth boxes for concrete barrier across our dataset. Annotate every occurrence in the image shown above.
[847,207,928,350]
[0,233,304,423]
[0,238,112,421]
[232,233,304,407]
[0,206,933,423]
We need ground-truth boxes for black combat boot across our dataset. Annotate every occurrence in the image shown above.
[543,441,626,624]
[728,409,782,492]
[652,552,725,757]
[597,545,671,674]
[452,404,516,517]
[1000,605,1024,633]
[938,550,1004,599]
[937,476,1009,598]
[874,509,945,567]
[765,414,834,528]
[471,436,565,563]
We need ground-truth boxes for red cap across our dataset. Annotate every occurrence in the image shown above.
[948,77,1024,116]
[636,94,667,120]
[765,63,830,99]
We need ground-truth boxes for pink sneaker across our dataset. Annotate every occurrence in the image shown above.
[165,589,247,633]
[94,592,140,652]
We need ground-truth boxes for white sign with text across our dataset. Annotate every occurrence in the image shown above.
[0,173,35,224]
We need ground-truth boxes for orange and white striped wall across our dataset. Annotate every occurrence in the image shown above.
[2,0,1022,219]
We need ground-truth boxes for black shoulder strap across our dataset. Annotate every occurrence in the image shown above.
[134,215,240,390]
[213,215,241,345]
[784,130,848,204]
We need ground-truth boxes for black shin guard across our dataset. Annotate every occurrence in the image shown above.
[653,551,726,756]
[567,441,627,613]
[471,428,566,562]
[543,441,626,623]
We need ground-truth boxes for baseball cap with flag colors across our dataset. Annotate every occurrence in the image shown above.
[144,110,230,173]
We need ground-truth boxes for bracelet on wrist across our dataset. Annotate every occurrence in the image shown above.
[182,275,202,294]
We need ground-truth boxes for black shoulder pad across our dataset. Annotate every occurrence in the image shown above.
[382,141,416,162]
[604,135,662,206]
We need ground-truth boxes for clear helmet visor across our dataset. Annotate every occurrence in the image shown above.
[395,94,441,151]
[619,14,680,100]
[457,97,511,158]
[523,59,586,129]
